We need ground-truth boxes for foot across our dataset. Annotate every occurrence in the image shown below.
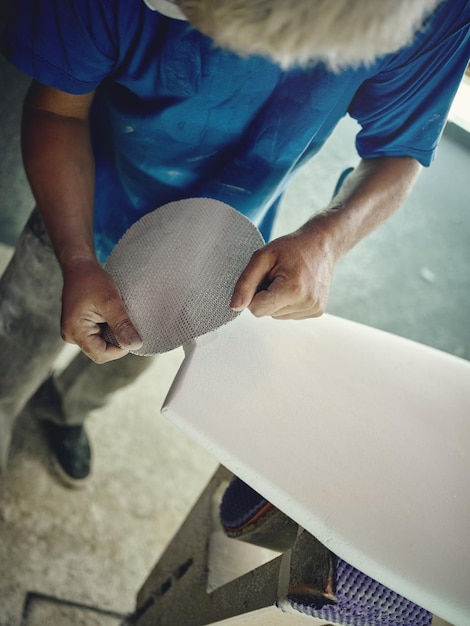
[41,419,91,488]
[32,378,92,488]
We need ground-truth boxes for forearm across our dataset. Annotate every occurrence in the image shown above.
[299,156,422,260]
[21,87,97,271]
[19,82,141,361]
[231,156,422,317]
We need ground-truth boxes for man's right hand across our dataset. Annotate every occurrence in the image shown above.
[60,259,142,363]
[21,82,139,363]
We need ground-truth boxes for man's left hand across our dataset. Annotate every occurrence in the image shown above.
[230,229,335,319]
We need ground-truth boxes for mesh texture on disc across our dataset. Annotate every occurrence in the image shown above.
[104,198,264,355]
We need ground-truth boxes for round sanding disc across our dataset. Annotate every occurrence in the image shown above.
[104,198,264,355]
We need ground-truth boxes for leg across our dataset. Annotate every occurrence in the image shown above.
[32,351,154,486]
[33,350,154,428]
[53,350,154,426]
[0,209,64,472]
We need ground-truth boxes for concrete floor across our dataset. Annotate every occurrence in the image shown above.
[0,309,217,625]
[1,11,469,625]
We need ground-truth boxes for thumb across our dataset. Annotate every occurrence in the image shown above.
[231,249,273,311]
[104,300,143,350]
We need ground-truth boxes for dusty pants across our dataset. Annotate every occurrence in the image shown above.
[0,208,153,472]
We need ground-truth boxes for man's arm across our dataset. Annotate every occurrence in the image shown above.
[231,156,422,318]
[21,81,142,362]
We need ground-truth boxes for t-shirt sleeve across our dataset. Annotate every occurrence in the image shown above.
[348,1,470,166]
[1,0,119,94]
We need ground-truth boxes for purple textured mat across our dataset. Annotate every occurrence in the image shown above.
[291,557,432,626]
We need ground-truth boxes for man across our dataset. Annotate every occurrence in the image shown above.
[1,0,468,485]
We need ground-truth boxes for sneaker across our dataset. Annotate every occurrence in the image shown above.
[32,378,92,488]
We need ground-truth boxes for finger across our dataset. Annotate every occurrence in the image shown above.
[61,327,76,345]
[63,317,129,363]
[247,275,298,317]
[230,249,274,312]
[82,333,132,364]
[101,301,143,351]
[269,300,325,320]
[271,308,324,320]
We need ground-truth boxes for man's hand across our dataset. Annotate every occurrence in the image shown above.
[60,260,142,363]
[21,82,143,362]
[230,229,335,319]
[231,157,422,320]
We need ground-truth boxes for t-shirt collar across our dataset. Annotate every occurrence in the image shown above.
[142,0,187,20]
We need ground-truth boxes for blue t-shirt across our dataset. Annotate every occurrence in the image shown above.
[2,0,469,260]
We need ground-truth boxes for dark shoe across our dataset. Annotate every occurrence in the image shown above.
[32,377,91,488]
[41,420,91,488]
